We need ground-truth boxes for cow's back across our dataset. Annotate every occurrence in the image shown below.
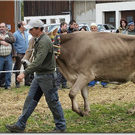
[58,32,135,83]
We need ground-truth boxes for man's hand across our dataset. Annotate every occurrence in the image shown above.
[0,35,4,40]
[17,73,25,82]
[1,41,9,46]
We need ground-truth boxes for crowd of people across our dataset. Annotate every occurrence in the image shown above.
[0,18,135,90]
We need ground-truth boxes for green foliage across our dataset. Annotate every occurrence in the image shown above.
[1,102,135,133]
[21,1,24,21]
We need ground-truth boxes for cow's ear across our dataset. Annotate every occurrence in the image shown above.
[53,28,58,36]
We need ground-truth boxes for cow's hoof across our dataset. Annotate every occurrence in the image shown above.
[127,108,135,114]
[78,108,84,117]
[83,111,91,117]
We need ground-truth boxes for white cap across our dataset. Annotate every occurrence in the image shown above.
[24,18,44,29]
[90,23,97,27]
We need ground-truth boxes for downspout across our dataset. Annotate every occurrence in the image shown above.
[85,1,86,23]
[14,0,17,31]
[69,0,72,20]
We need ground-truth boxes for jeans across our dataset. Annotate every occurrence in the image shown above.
[56,67,67,88]
[15,72,66,131]
[0,54,12,88]
[14,53,31,86]
[88,80,107,86]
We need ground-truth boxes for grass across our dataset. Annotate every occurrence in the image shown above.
[1,85,135,133]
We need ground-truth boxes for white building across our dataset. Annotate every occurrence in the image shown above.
[96,1,135,29]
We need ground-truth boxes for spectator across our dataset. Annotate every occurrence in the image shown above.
[0,22,15,89]
[79,26,87,31]
[58,22,67,34]
[75,23,79,31]
[67,20,76,33]
[89,23,108,88]
[21,37,35,83]
[0,70,5,87]
[61,29,68,34]
[5,18,66,133]
[55,29,70,89]
[116,18,128,33]
[13,21,31,88]
[122,20,135,35]
[90,23,98,32]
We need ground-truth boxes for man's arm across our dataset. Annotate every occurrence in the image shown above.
[5,32,15,43]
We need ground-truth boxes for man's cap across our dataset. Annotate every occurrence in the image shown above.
[90,23,97,27]
[128,20,134,26]
[24,18,44,29]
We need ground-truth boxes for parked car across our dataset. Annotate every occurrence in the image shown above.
[44,23,60,33]
[97,24,116,33]
[78,23,91,31]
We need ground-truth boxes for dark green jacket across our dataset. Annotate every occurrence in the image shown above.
[24,33,56,76]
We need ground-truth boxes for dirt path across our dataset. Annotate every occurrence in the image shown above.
[1,81,135,119]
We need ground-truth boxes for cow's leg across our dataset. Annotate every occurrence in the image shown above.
[127,76,135,114]
[81,85,90,116]
[69,74,94,117]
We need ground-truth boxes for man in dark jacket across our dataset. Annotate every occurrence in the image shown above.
[67,20,76,33]
[5,19,66,133]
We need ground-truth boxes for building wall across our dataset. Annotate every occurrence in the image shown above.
[24,1,74,19]
[74,1,96,26]
[0,1,15,33]
[96,1,135,28]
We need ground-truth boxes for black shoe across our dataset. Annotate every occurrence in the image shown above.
[5,87,11,90]
[103,85,108,88]
[5,124,24,133]
[49,128,67,133]
[16,84,20,88]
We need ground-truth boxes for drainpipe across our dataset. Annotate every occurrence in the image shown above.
[69,0,72,20]
[85,1,86,23]
[14,0,17,31]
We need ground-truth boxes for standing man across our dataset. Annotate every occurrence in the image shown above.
[67,20,76,33]
[0,22,15,90]
[13,21,30,88]
[5,19,66,133]
[58,21,67,34]
[122,20,135,35]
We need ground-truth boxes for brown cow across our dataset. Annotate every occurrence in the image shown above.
[22,30,135,117]
[56,31,135,116]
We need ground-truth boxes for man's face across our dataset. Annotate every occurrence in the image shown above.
[91,26,97,32]
[70,22,76,29]
[29,27,40,37]
[128,24,135,31]
[0,23,7,34]
[61,24,67,30]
